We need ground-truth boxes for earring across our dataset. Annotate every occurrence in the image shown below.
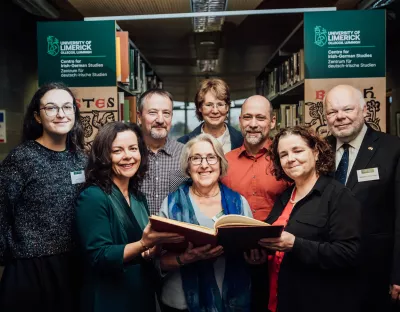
[34,111,41,124]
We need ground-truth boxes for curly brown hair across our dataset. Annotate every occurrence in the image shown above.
[84,122,148,196]
[194,78,231,121]
[268,126,335,182]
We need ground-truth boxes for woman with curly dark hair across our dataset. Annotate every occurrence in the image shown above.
[75,122,183,312]
[258,126,362,312]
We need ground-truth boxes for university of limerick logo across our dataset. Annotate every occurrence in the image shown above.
[47,36,60,56]
[314,26,327,47]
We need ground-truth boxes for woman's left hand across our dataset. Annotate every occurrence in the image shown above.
[258,231,295,252]
[141,245,161,260]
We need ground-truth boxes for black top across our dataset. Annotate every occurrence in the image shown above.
[177,123,243,150]
[0,141,87,263]
[266,175,362,312]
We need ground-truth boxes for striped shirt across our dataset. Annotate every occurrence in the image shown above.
[140,138,188,215]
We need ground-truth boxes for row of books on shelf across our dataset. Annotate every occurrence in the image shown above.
[116,31,163,94]
[263,49,305,99]
[273,101,305,130]
[118,92,137,124]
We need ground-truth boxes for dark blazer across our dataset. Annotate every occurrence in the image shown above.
[327,126,400,310]
[177,123,243,150]
[266,176,361,312]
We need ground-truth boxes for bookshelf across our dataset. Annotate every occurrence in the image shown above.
[256,20,305,129]
[114,23,163,124]
[116,23,163,96]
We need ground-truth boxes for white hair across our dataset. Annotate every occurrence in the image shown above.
[180,133,228,178]
[323,85,365,110]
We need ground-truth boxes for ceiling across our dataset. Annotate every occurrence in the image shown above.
[48,0,360,101]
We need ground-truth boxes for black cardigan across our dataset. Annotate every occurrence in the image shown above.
[266,175,362,312]
[177,123,243,150]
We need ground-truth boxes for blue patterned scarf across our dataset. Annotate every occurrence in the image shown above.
[167,182,251,312]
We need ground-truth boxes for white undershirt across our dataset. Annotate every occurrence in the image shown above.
[201,123,232,154]
[335,124,368,183]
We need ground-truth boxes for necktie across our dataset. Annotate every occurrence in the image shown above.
[335,143,349,185]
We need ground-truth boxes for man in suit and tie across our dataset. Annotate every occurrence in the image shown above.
[324,84,400,311]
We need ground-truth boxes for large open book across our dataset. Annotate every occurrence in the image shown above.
[149,215,284,252]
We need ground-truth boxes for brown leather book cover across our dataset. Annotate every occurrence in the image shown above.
[149,215,284,253]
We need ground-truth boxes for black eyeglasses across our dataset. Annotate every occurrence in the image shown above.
[39,104,76,117]
[188,154,219,165]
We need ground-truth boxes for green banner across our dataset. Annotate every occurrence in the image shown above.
[37,21,116,87]
[304,10,386,79]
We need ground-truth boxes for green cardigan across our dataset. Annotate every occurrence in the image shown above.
[75,185,157,312]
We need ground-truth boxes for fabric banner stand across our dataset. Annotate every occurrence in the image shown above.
[303,10,386,137]
[37,21,119,148]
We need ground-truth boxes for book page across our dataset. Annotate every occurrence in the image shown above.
[214,214,269,229]
[150,215,216,235]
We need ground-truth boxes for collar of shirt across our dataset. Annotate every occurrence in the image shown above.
[148,137,174,156]
[279,175,329,207]
[201,123,229,140]
[335,123,368,151]
[237,139,271,160]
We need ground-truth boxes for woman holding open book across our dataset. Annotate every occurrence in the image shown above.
[75,122,183,312]
[259,126,361,312]
[159,133,253,312]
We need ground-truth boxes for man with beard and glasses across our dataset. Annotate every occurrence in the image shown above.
[137,89,187,216]
[324,85,400,312]
[221,95,288,312]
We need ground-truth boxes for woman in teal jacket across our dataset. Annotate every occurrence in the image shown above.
[75,122,183,312]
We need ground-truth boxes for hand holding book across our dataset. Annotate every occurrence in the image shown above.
[244,249,268,265]
[149,215,284,252]
[178,242,224,265]
[258,231,295,252]
[140,223,185,250]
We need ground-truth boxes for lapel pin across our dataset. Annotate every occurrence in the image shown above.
[368,147,373,151]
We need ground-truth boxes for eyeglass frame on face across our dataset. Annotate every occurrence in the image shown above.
[202,102,228,111]
[39,103,76,117]
[188,154,219,166]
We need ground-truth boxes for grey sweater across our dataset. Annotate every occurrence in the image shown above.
[0,141,87,264]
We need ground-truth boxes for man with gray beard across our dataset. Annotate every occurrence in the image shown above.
[221,95,287,221]
[221,95,288,312]
[137,89,187,216]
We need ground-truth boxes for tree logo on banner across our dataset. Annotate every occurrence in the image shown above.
[314,26,328,47]
[47,36,60,56]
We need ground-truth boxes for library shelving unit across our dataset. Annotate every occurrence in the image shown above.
[256,21,305,128]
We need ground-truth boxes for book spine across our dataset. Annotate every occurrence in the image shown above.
[116,37,121,82]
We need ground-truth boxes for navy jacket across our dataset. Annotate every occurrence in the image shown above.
[177,123,243,150]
